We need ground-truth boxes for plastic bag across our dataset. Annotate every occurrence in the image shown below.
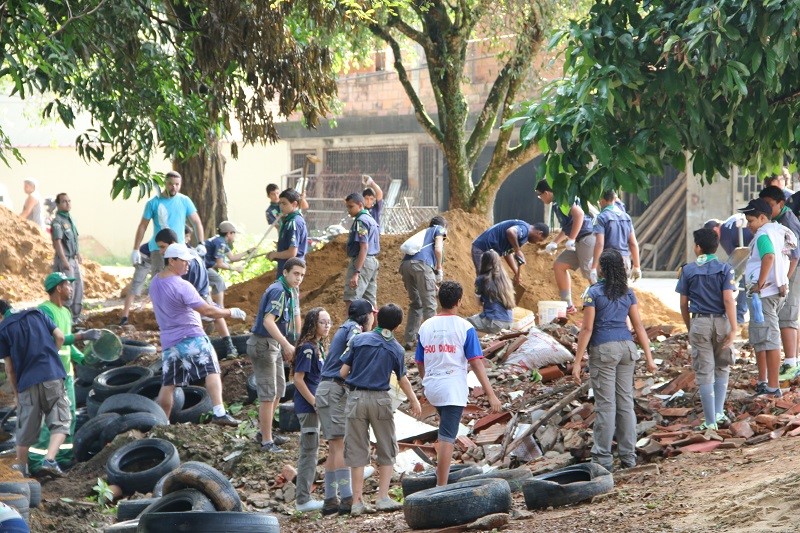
[400,228,429,255]
[503,326,574,370]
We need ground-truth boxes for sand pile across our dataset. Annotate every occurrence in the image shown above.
[223,209,682,337]
[0,206,123,303]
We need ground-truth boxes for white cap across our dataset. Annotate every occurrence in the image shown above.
[163,243,193,261]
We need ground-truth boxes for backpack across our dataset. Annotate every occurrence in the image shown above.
[400,228,430,255]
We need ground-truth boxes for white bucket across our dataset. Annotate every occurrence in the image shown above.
[538,300,568,325]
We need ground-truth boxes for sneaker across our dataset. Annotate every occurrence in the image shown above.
[350,501,376,517]
[273,434,290,446]
[119,316,129,327]
[224,342,238,360]
[566,305,578,315]
[375,497,402,512]
[695,421,718,431]
[779,364,800,381]
[322,497,339,516]
[260,441,285,453]
[754,382,769,395]
[754,386,782,398]
[211,413,240,427]
[716,412,732,427]
[11,463,28,477]
[40,459,64,477]
[296,499,324,513]
[338,496,353,515]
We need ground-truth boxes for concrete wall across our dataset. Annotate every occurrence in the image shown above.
[0,142,289,261]
[685,165,743,261]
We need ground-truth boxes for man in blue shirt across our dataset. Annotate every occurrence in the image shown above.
[267,189,309,278]
[317,299,375,515]
[536,179,596,313]
[591,190,641,283]
[0,300,70,477]
[247,257,306,453]
[471,220,549,284]
[131,171,206,274]
[340,304,421,516]
[343,193,381,312]
[400,216,447,350]
[362,175,384,228]
[705,216,753,324]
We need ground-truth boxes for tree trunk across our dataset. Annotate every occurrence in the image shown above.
[174,137,227,241]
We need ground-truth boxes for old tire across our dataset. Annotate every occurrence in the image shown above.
[25,479,40,508]
[460,467,533,493]
[120,339,157,363]
[403,478,512,530]
[210,334,251,359]
[87,390,102,418]
[104,519,140,532]
[0,492,29,519]
[116,497,159,522]
[97,394,168,424]
[101,412,168,446]
[74,379,92,407]
[106,438,180,495]
[93,366,154,401]
[161,461,242,511]
[129,377,185,414]
[74,412,121,462]
[75,363,106,384]
[401,464,483,497]
[0,432,15,453]
[170,386,212,424]
[139,488,215,516]
[75,407,90,433]
[137,512,279,533]
[0,481,30,503]
[522,462,614,509]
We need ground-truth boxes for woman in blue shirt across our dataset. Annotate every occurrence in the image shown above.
[572,249,657,471]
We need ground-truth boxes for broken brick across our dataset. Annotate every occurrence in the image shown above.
[470,386,485,398]
[474,423,507,445]
[680,440,722,453]
[718,438,746,449]
[455,436,477,451]
[539,365,565,383]
[482,340,507,358]
[755,414,779,430]
[472,411,512,433]
[657,407,692,417]
[729,420,754,439]
[636,439,664,457]
[661,369,697,396]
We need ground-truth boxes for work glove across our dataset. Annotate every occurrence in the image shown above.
[589,268,598,284]
[545,242,558,254]
[131,250,142,265]
[82,329,102,342]
[734,213,747,228]
[196,244,207,257]
[434,270,444,284]
[229,307,246,320]
[630,267,642,282]
[565,239,576,251]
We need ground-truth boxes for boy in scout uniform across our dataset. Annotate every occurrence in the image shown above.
[676,229,737,430]
[591,190,641,284]
[343,193,380,312]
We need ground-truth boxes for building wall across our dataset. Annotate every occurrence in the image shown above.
[0,142,289,261]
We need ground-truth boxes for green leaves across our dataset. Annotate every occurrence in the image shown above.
[509,0,800,206]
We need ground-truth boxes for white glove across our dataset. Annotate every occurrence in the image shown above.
[631,267,642,282]
[435,270,444,284]
[545,242,558,254]
[131,250,142,265]
[589,268,598,284]
[565,239,576,251]
[229,307,246,320]
[735,213,747,228]
[196,244,207,256]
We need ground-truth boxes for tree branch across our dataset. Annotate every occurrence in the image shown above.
[387,12,430,49]
[369,24,444,145]
[49,0,109,38]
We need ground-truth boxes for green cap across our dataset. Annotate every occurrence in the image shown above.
[44,272,75,291]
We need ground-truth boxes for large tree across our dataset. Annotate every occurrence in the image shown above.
[507,0,800,205]
[1,0,370,229]
[366,1,561,214]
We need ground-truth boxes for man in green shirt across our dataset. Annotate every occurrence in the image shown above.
[30,272,101,471]
[51,193,83,321]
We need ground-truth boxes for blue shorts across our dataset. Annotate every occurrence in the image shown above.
[435,405,464,444]
[162,336,220,386]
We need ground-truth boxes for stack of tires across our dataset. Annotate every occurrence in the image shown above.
[0,477,42,525]
[108,459,279,532]
[75,339,157,410]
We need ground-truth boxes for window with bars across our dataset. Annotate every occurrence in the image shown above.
[324,146,408,188]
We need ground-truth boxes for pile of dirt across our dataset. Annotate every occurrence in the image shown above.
[0,206,123,303]
[225,208,682,337]
[87,208,682,335]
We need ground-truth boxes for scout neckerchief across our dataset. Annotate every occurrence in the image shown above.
[373,327,394,341]
[775,206,790,222]
[56,210,79,237]
[317,340,326,363]
[695,254,718,265]
[279,210,301,238]
[278,275,298,339]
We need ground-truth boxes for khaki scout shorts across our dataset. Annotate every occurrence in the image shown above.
[779,269,800,329]
[688,316,734,385]
[17,379,71,447]
[246,335,285,402]
[316,380,348,440]
[750,294,784,352]
[344,390,398,467]
[554,234,596,279]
